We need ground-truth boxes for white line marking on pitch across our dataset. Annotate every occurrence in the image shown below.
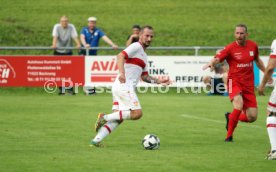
[180,114,263,129]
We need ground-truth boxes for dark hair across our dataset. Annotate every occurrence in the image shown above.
[236,24,247,32]
[132,25,141,30]
[141,25,153,32]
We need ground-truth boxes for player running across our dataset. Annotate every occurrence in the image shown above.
[203,24,267,142]
[90,26,170,147]
[258,40,276,160]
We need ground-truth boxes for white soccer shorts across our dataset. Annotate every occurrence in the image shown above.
[268,87,276,112]
[112,82,141,111]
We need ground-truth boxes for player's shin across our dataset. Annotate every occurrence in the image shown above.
[267,116,276,151]
[92,121,121,143]
[227,109,242,138]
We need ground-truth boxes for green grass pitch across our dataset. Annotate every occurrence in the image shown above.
[0,88,275,172]
[1,0,276,171]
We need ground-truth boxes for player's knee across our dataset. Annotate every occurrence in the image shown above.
[247,113,258,122]
[232,96,243,110]
[233,101,243,110]
[203,76,211,85]
[131,110,143,120]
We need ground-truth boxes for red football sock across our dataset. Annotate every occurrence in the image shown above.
[227,109,242,138]
[239,113,249,122]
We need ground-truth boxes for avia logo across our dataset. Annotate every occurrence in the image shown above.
[91,58,118,72]
[0,59,16,84]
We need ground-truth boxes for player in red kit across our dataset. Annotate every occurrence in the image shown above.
[203,24,266,142]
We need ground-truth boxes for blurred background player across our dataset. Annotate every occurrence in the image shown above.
[80,16,118,95]
[90,26,171,147]
[203,24,266,142]
[126,25,141,46]
[51,15,81,95]
[203,50,229,96]
[258,39,276,160]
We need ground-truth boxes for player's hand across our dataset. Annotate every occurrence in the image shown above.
[119,73,126,83]
[85,44,90,48]
[112,44,119,50]
[258,86,265,96]
[202,63,214,72]
[51,45,57,49]
[158,77,171,86]
[268,77,274,85]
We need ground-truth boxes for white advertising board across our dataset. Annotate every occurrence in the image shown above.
[85,56,214,87]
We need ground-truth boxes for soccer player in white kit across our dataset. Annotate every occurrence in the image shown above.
[258,40,276,160]
[90,26,170,147]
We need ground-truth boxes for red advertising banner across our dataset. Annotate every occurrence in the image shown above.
[0,56,84,87]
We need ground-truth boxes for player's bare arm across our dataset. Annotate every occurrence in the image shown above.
[255,55,266,73]
[258,58,276,96]
[117,52,126,83]
[141,74,170,85]
[202,57,221,71]
[255,55,273,87]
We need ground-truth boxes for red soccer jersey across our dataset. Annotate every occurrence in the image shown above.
[216,40,259,87]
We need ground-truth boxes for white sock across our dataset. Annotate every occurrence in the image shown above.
[92,121,120,143]
[267,116,276,151]
[104,110,131,121]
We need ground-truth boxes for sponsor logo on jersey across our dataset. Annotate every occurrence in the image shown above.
[249,51,254,56]
[234,52,242,59]
[133,101,139,106]
[236,62,253,68]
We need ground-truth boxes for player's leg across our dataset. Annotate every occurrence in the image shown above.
[202,76,212,91]
[100,83,143,122]
[226,94,243,141]
[239,90,258,123]
[91,101,123,146]
[266,89,276,160]
[240,108,257,122]
[103,109,142,121]
[266,112,276,160]
[92,83,142,147]
[91,114,123,147]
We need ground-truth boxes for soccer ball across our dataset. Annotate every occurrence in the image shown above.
[142,134,160,150]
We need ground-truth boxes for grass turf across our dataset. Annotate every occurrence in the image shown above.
[0,88,275,172]
[1,0,276,171]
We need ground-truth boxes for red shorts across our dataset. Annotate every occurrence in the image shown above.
[227,81,257,109]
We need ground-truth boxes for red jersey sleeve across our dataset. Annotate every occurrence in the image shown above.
[215,46,230,62]
[254,43,259,60]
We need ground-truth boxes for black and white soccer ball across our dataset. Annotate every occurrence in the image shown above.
[142,134,160,150]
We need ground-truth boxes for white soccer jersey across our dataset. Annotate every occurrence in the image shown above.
[271,40,276,57]
[112,42,148,111]
[117,42,148,86]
